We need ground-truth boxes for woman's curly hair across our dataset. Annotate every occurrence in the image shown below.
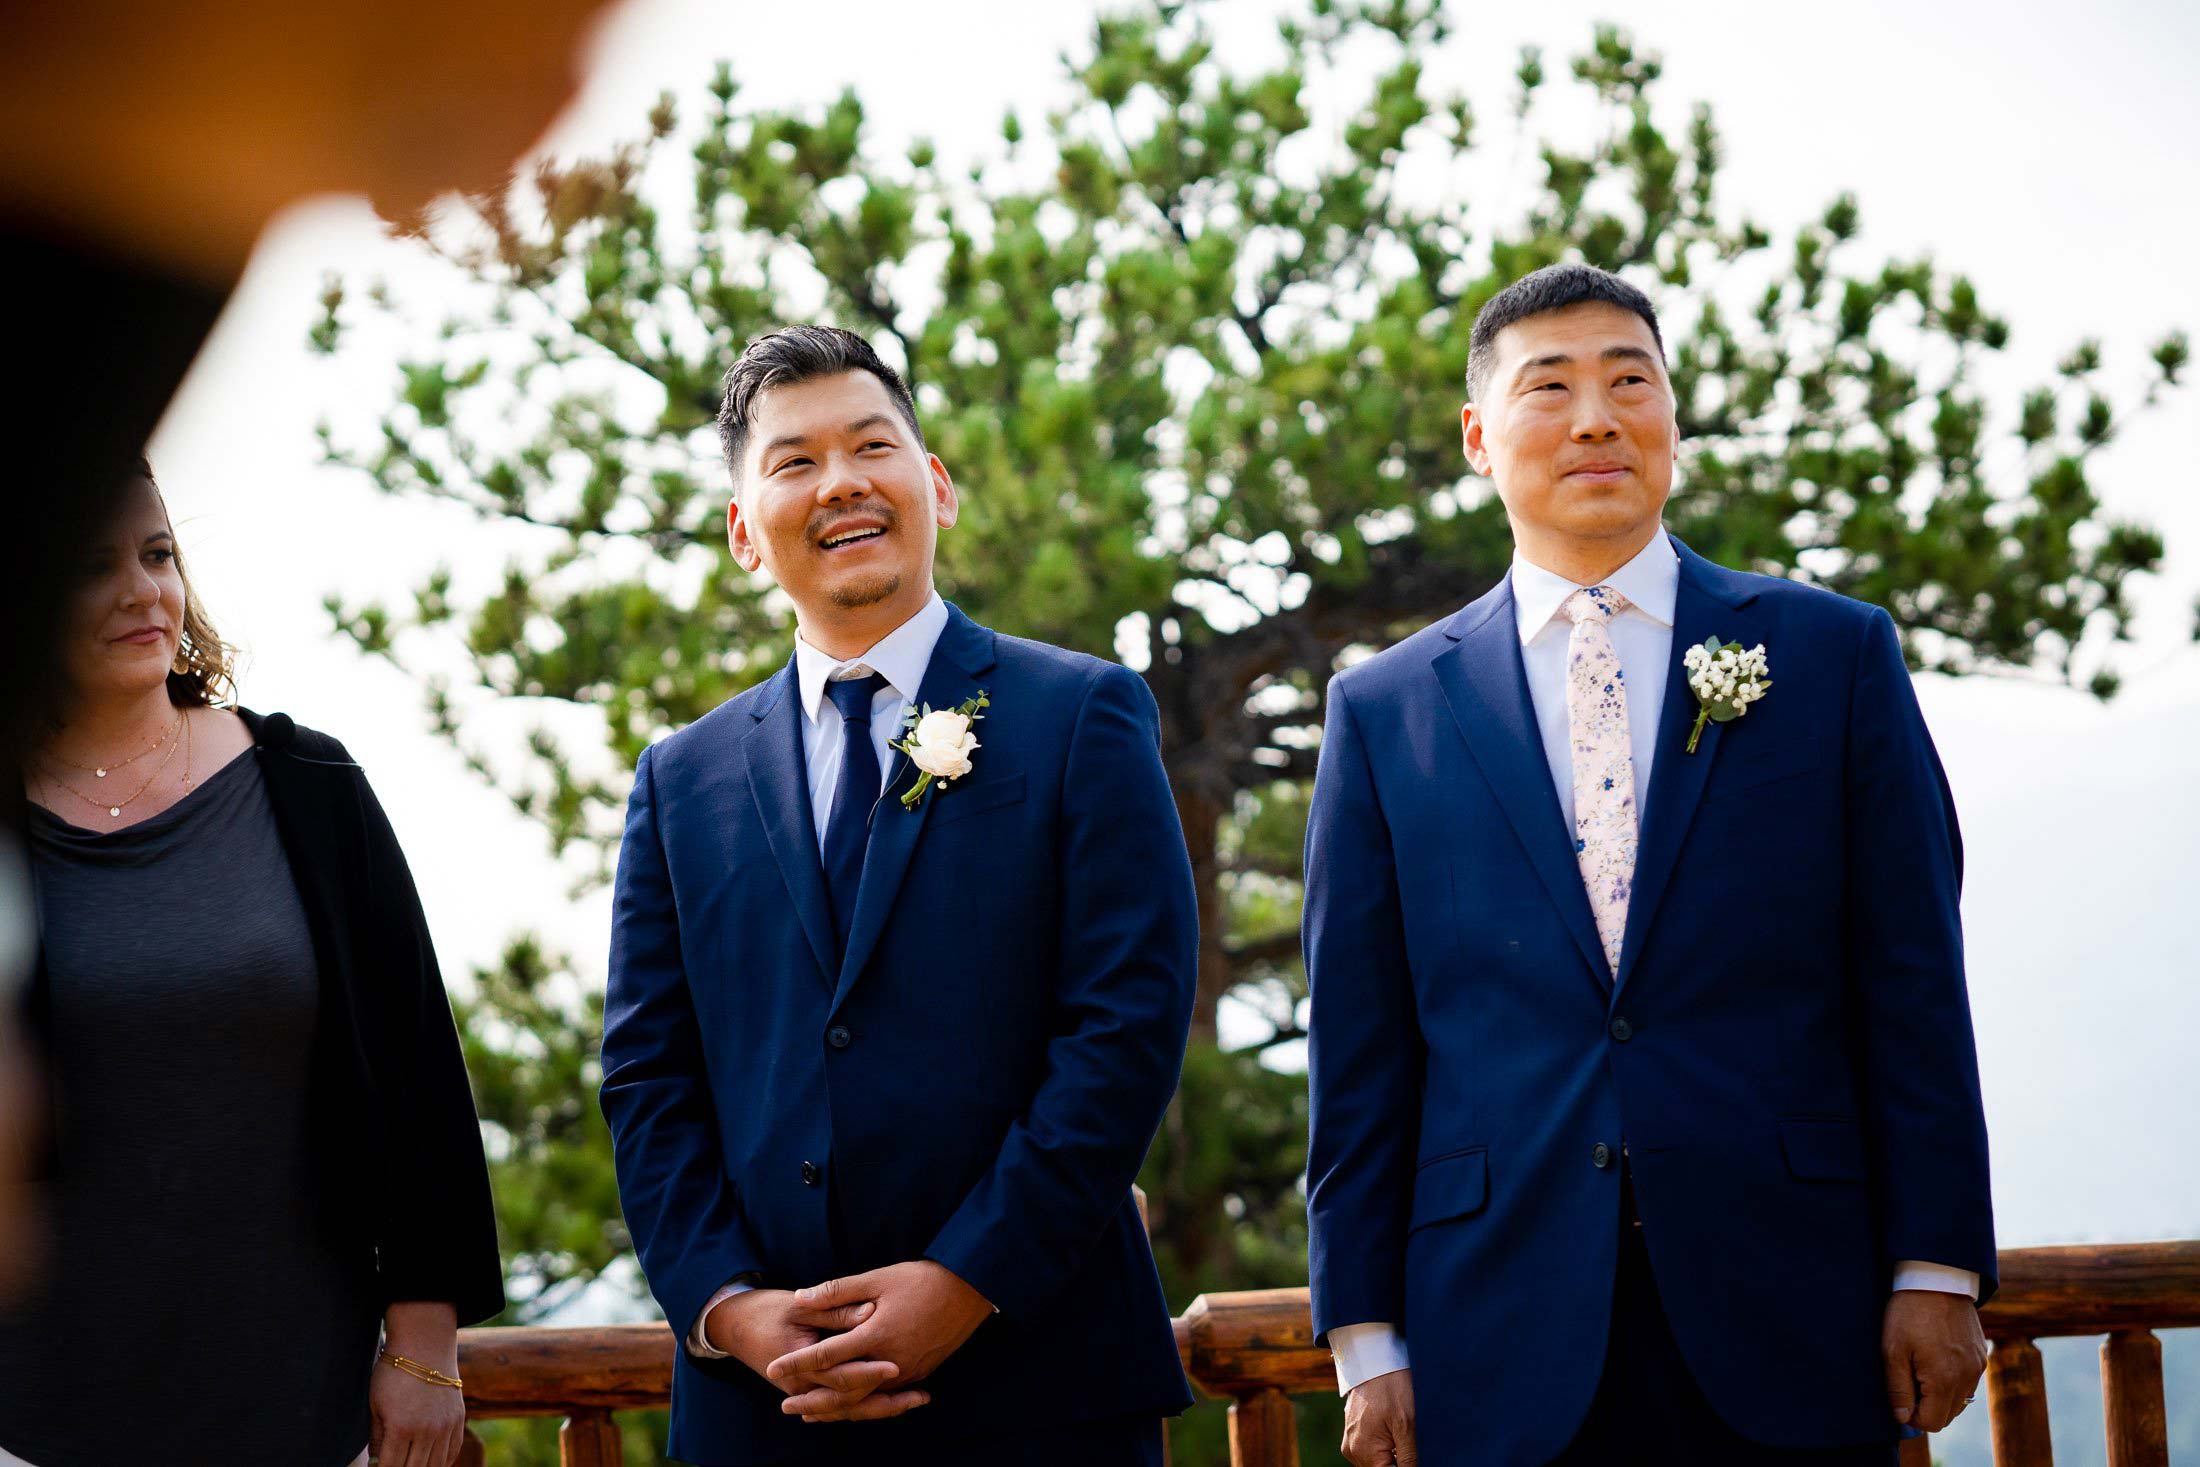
[139,458,239,708]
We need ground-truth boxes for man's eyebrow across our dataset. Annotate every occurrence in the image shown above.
[758,414,901,463]
[1510,351,1572,385]
[1509,344,1661,385]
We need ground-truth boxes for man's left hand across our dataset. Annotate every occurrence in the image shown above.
[1882,1289,1988,1434]
[766,1261,995,1420]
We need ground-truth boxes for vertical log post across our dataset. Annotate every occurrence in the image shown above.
[559,1410,624,1467]
[2101,1329,2169,1467]
[1227,1387,1299,1467]
[456,1427,487,1467]
[1987,1337,2055,1467]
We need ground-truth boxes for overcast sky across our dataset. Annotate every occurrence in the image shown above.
[148,0,2200,1277]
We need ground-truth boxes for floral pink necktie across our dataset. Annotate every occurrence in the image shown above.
[1564,586,1637,975]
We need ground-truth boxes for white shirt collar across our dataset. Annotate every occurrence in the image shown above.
[793,591,951,722]
[1509,530,1679,645]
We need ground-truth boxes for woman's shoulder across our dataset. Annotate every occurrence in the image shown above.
[187,703,258,765]
[233,707,359,768]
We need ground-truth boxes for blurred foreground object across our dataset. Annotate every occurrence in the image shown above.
[0,0,620,282]
[1,0,622,1296]
[0,832,34,1298]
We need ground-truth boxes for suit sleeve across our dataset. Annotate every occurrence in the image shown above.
[1843,608,1998,1302]
[355,768,507,1325]
[1302,677,1424,1344]
[922,663,1197,1319]
[599,744,768,1340]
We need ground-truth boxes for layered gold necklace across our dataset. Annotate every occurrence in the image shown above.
[38,712,192,821]
[43,715,176,781]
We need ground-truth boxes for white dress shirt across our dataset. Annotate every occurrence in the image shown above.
[1513,531,1681,829]
[687,592,950,1358]
[790,591,951,854]
[1326,533,1977,1395]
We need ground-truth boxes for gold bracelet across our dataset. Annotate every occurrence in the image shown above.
[379,1348,464,1390]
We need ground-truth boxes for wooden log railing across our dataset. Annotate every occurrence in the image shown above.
[453,1240,2200,1466]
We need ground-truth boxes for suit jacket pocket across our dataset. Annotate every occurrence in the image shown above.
[925,771,1027,828]
[1706,735,1823,803]
[1779,1117,1867,1183]
[1408,1146,1489,1232]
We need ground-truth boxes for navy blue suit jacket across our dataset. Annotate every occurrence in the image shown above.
[601,605,1197,1463]
[1303,537,1996,1463]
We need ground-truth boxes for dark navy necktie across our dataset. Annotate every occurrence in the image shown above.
[822,672,889,958]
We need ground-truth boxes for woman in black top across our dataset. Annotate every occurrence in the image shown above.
[2,465,502,1467]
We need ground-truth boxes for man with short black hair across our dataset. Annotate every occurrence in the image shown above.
[1304,263,1996,1465]
[602,325,1195,1464]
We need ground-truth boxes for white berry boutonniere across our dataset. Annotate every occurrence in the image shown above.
[1681,638,1771,754]
[892,690,990,810]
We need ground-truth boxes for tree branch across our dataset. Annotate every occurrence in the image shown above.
[1233,1022,1308,1056]
[1225,929,1304,968]
[1222,849,1303,881]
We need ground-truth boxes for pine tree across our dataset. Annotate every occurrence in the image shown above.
[315,5,2180,1458]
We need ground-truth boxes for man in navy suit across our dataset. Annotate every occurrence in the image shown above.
[1303,265,1997,1465]
[601,325,1196,1465]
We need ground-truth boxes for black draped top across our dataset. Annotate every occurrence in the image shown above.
[0,751,377,1463]
[5,713,502,1463]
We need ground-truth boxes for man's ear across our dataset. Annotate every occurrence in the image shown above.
[1462,401,1493,477]
[728,493,763,573]
[928,453,960,531]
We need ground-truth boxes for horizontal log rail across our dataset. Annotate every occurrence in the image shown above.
[454,1239,2200,1466]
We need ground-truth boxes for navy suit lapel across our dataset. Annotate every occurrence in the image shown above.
[1614,535,1765,993]
[742,662,838,991]
[1432,581,1613,992]
[828,604,1000,1017]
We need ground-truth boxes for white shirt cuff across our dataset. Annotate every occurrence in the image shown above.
[1321,1264,1972,1395]
[686,1280,757,1358]
[1329,1321,1411,1394]
[1892,1260,1980,1300]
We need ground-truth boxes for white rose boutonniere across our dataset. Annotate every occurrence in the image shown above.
[892,689,990,810]
[1681,638,1771,754]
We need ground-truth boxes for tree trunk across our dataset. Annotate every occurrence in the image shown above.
[1169,769,1233,1045]
[1150,624,1241,1047]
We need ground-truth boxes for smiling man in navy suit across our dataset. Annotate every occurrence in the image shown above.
[1302,265,1997,1465]
[600,325,1196,1465]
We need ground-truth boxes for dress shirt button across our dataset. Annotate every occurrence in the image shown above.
[1591,1142,1613,1170]
[827,1025,853,1050]
[800,1161,822,1187]
[1609,1016,1634,1042]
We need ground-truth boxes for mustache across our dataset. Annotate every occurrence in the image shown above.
[808,504,899,541]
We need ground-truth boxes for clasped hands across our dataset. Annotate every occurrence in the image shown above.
[706,1260,995,1423]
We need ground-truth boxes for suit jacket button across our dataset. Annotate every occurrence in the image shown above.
[1592,1142,1613,1169]
[801,1161,821,1186]
[1609,1017,1633,1042]
[827,1025,853,1050]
